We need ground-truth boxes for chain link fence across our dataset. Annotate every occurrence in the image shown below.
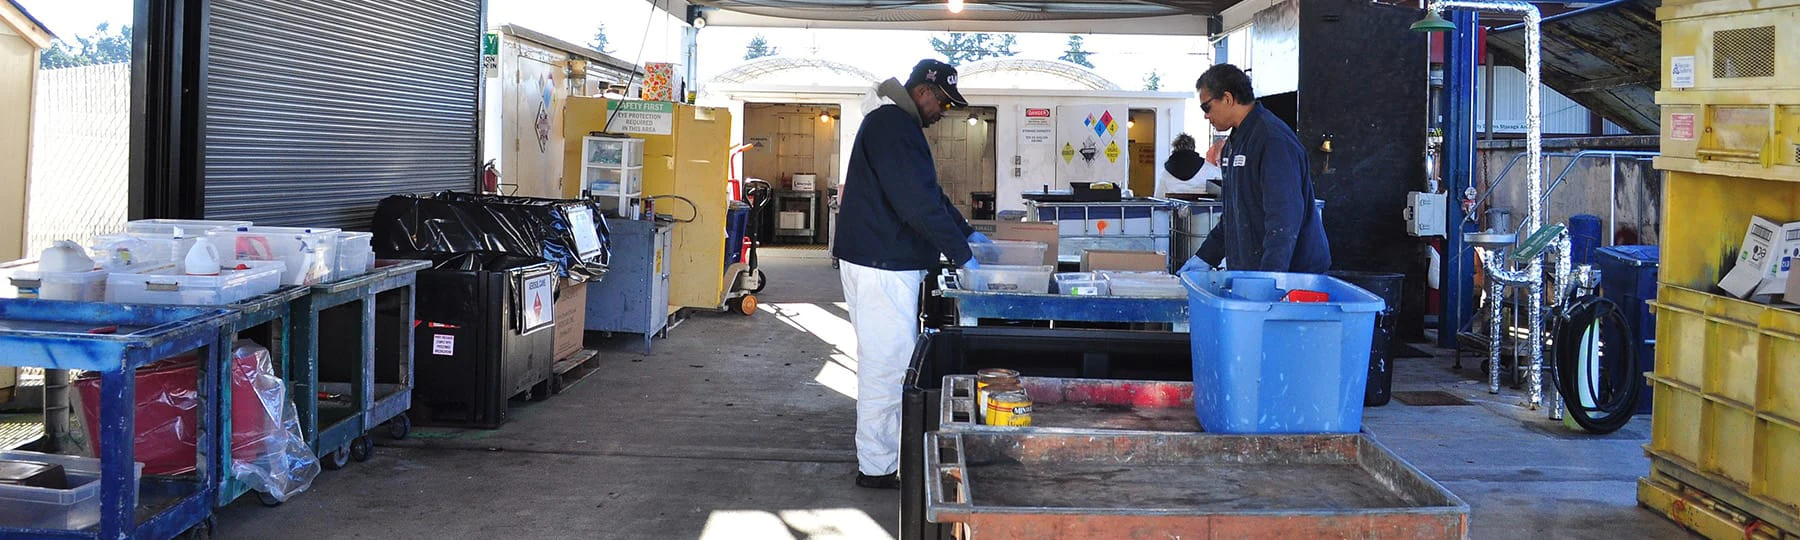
[25,61,131,256]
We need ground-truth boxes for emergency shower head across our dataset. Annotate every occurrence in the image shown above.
[1410,11,1455,33]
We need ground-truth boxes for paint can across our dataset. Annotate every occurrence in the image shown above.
[975,369,1020,422]
[985,389,1033,427]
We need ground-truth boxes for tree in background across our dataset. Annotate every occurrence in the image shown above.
[1143,70,1162,91]
[589,24,613,54]
[745,34,779,60]
[1058,34,1094,69]
[929,33,1018,66]
[39,23,132,69]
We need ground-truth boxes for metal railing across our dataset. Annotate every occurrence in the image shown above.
[1470,149,1658,245]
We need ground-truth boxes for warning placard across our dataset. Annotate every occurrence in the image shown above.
[1105,141,1122,163]
[1670,113,1695,140]
[432,334,455,356]
[521,274,556,331]
[1061,142,1076,164]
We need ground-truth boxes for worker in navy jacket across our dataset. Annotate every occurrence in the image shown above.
[1181,63,1332,274]
[832,59,988,490]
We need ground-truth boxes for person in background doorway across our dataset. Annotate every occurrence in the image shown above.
[1164,133,1203,182]
[833,58,989,490]
[1180,63,1331,274]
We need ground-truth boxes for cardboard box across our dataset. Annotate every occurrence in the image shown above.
[996,222,1060,266]
[1786,263,1800,305]
[1762,220,1800,297]
[1719,216,1797,298]
[1081,249,1168,272]
[779,212,807,231]
[554,279,589,361]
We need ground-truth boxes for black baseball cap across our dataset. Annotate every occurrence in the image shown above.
[906,59,969,108]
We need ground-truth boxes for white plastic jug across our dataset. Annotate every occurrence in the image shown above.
[40,240,94,272]
[184,237,222,276]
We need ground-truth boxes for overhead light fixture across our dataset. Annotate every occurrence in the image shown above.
[967,114,979,126]
[819,112,832,123]
[948,0,965,14]
[1128,119,1136,129]
[693,14,708,29]
[1409,10,1455,33]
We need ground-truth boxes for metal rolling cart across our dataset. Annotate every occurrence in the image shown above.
[934,275,1189,331]
[772,189,820,244]
[0,299,233,539]
[212,286,309,509]
[290,260,428,470]
[1025,197,1175,270]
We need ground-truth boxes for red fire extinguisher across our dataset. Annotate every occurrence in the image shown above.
[482,160,501,193]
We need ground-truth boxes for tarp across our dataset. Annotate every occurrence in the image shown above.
[372,192,611,280]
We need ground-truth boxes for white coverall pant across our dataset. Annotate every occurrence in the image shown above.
[839,260,926,476]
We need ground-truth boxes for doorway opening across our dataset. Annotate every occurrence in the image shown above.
[742,103,842,245]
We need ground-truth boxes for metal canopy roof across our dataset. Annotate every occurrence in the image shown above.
[675,0,1244,35]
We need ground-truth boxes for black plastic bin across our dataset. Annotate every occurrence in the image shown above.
[900,326,1193,540]
[1328,271,1404,407]
[409,258,557,429]
[1596,245,1659,415]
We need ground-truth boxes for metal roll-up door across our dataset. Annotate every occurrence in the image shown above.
[205,0,481,230]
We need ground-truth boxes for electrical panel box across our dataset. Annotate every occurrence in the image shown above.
[1405,191,1446,237]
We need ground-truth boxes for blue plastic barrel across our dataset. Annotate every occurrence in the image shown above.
[724,204,751,266]
[1596,245,1659,415]
[1569,214,1602,266]
[1180,271,1386,434]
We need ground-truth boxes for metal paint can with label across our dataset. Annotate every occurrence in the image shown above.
[975,369,1020,422]
[985,389,1033,427]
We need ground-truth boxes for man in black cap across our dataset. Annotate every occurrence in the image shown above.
[833,59,986,490]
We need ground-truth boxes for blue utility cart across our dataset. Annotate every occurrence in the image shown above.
[290,260,428,470]
[0,299,233,539]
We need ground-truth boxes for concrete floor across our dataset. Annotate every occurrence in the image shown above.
[216,249,1693,539]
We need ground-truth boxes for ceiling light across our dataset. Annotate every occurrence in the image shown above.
[1128,119,1136,128]
[819,112,832,123]
[948,0,964,14]
[967,114,979,126]
[693,15,708,29]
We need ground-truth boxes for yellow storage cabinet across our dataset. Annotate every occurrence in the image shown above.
[1656,2,1800,182]
[563,98,733,313]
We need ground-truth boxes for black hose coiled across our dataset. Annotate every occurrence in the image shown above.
[1552,295,1641,434]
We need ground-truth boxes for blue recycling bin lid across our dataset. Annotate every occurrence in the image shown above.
[1597,245,1659,267]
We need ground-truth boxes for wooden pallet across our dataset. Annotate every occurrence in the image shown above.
[1639,460,1799,540]
[550,349,601,395]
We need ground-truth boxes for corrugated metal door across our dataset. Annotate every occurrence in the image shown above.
[204,0,481,230]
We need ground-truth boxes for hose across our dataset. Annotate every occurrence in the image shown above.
[1551,294,1640,434]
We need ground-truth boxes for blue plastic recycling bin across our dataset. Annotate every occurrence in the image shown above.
[1596,245,1658,414]
[1180,271,1386,434]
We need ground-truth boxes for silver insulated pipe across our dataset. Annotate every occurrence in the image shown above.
[1426,0,1547,408]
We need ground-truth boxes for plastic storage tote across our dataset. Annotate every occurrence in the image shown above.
[0,450,143,531]
[957,265,1054,294]
[1596,245,1659,414]
[6,268,107,302]
[124,219,252,236]
[1105,273,1186,297]
[1180,271,1385,434]
[105,261,283,306]
[1053,272,1108,296]
[335,231,375,279]
[207,226,340,285]
[969,240,1050,266]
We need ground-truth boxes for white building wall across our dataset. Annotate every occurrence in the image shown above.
[703,86,1191,213]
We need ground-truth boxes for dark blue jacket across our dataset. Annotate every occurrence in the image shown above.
[832,104,974,270]
[1195,103,1332,273]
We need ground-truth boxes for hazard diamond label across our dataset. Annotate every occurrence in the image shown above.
[1062,142,1076,163]
[1104,141,1122,163]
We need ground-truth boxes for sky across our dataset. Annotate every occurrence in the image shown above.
[13,0,1211,93]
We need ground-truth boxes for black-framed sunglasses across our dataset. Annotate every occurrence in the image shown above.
[1200,95,1219,114]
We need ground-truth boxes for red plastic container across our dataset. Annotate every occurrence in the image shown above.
[75,348,278,475]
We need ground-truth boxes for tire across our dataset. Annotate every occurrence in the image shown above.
[349,436,374,462]
[747,269,768,294]
[387,416,412,440]
[322,447,349,470]
[736,294,758,316]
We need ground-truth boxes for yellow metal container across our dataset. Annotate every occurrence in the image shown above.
[1647,284,1800,527]
[563,99,734,312]
[1659,1,1800,93]
[1656,97,1800,182]
[1656,170,1800,290]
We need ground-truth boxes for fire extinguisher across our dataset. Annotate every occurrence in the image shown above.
[482,160,501,193]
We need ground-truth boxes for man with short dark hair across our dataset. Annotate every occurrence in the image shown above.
[833,58,990,490]
[1180,63,1331,274]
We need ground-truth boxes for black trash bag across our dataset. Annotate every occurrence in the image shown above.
[371,192,610,281]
